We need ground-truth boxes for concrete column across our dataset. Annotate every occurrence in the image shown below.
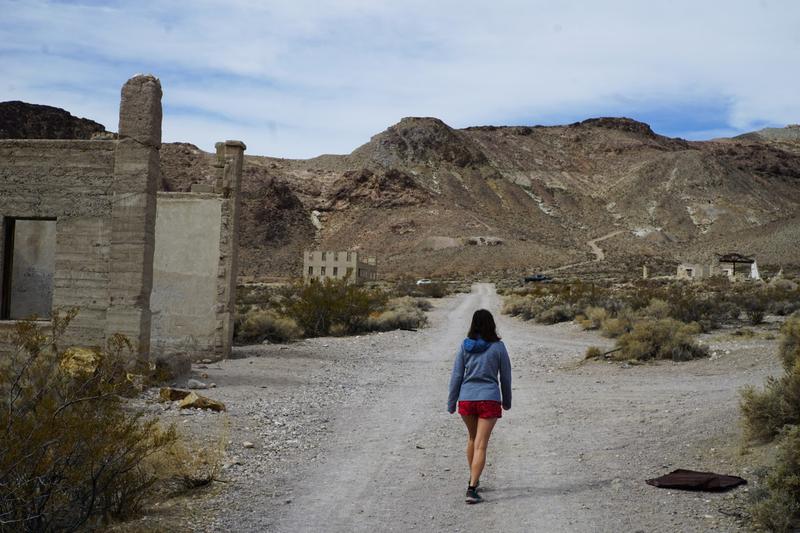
[107,75,162,357]
[214,140,245,358]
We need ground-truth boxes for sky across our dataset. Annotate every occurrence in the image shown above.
[1,0,799,159]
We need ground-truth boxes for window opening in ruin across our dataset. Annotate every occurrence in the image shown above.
[346,251,352,261]
[321,252,326,261]
[333,267,338,277]
[1,218,57,320]
[321,266,326,275]
[346,267,353,278]
[308,266,313,276]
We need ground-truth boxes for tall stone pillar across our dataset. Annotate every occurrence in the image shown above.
[214,140,245,358]
[107,75,162,357]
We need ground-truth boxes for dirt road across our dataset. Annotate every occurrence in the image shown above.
[172,283,779,532]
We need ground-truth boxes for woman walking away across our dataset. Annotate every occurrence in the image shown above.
[448,309,512,504]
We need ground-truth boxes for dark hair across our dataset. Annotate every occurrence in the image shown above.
[467,309,500,342]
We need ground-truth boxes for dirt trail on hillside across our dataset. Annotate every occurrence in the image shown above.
[158,284,779,532]
[587,230,626,261]
[546,230,626,273]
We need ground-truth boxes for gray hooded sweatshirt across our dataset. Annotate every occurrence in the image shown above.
[448,337,512,414]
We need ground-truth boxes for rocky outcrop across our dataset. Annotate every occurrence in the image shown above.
[574,117,658,138]
[0,101,106,139]
[352,117,488,168]
[323,168,429,210]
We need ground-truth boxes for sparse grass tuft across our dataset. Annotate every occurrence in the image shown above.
[584,346,603,359]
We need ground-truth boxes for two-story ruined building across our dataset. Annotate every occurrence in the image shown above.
[303,250,377,284]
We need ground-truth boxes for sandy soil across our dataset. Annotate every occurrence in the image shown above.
[142,283,782,532]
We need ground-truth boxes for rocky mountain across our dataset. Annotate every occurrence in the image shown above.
[4,100,799,279]
[229,116,800,279]
[0,101,106,139]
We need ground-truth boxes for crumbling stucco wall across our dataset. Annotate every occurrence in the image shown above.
[0,75,161,356]
[149,141,245,361]
[151,194,222,357]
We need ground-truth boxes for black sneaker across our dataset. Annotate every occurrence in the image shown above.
[465,486,482,504]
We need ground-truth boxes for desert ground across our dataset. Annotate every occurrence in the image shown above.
[142,283,781,532]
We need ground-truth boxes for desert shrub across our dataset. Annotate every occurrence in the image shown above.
[719,300,743,321]
[613,318,707,361]
[585,346,603,359]
[771,299,800,317]
[639,298,671,320]
[741,316,800,442]
[667,290,725,332]
[284,278,387,336]
[393,277,418,297]
[741,373,799,442]
[739,292,768,325]
[749,425,800,532]
[235,309,301,344]
[411,298,434,312]
[501,295,540,321]
[536,303,576,325]
[600,316,633,338]
[577,306,607,330]
[365,297,428,332]
[779,315,800,370]
[771,278,799,292]
[417,282,448,298]
[0,311,178,532]
[502,295,533,317]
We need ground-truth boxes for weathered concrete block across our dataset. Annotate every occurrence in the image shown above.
[119,75,162,147]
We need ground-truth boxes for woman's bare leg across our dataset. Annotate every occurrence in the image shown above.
[461,415,478,470]
[469,417,497,486]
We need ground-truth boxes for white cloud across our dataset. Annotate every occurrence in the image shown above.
[1,0,798,157]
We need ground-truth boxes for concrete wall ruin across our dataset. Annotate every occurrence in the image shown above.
[150,140,244,360]
[151,194,223,358]
[0,75,245,365]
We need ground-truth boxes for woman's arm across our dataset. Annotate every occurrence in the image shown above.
[499,344,512,410]
[447,348,465,413]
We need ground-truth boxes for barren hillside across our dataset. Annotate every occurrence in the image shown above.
[220,117,800,279]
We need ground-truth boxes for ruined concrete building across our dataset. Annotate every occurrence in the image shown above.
[303,250,377,284]
[0,75,245,368]
[677,253,761,281]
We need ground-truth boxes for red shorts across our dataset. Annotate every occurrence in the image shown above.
[458,400,502,419]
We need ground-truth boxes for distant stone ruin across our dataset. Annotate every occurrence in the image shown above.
[0,75,245,370]
[677,253,761,281]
